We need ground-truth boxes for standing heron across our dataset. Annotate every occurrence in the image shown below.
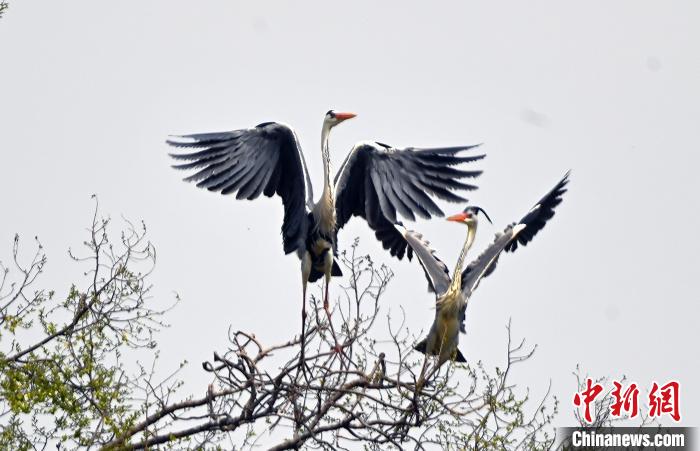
[167,110,485,327]
[395,172,569,367]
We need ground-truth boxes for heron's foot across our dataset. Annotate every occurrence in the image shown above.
[323,280,331,313]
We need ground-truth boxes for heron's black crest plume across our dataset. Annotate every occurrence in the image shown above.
[464,205,493,224]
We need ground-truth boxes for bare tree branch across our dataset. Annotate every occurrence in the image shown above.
[2,207,556,450]
[101,241,557,450]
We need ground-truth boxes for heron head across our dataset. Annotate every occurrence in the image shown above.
[447,206,492,226]
[324,110,357,128]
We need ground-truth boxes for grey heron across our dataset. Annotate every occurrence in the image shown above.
[167,110,485,328]
[395,172,570,367]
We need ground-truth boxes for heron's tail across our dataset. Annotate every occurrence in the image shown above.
[308,261,343,283]
[414,338,428,354]
[453,349,467,363]
[414,339,466,362]
[331,260,343,277]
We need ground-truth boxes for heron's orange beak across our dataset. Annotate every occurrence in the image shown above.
[334,112,357,120]
[447,212,468,222]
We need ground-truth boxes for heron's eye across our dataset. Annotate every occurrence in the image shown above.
[465,212,472,218]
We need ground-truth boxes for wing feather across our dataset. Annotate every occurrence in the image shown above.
[460,171,571,293]
[506,171,570,252]
[393,224,451,295]
[334,142,484,261]
[168,122,310,255]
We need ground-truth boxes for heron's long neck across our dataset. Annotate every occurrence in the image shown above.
[321,123,333,200]
[449,223,477,293]
[315,123,336,233]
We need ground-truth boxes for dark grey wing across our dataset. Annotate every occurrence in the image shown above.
[505,171,570,252]
[461,171,571,293]
[334,141,484,260]
[393,223,451,295]
[167,122,312,255]
[372,214,414,260]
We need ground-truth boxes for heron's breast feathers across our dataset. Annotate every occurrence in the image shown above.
[312,190,337,235]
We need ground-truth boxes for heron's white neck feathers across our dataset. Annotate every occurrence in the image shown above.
[321,122,333,188]
[314,122,336,233]
[449,222,477,294]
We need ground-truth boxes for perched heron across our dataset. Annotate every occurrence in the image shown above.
[396,172,570,367]
[167,110,484,327]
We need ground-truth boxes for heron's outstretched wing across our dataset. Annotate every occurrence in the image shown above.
[505,170,570,252]
[167,122,312,255]
[461,171,570,294]
[393,223,451,296]
[453,172,569,334]
[334,141,484,260]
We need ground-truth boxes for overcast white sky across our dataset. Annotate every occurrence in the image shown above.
[1,0,698,434]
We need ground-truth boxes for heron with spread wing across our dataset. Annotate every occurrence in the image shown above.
[395,172,570,367]
[167,111,484,328]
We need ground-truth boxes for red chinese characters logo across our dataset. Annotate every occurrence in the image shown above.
[610,381,639,418]
[573,378,604,423]
[648,381,680,422]
[574,379,681,424]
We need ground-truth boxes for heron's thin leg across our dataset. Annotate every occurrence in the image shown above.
[322,275,348,359]
[298,274,311,380]
[297,253,313,373]
[301,279,307,344]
